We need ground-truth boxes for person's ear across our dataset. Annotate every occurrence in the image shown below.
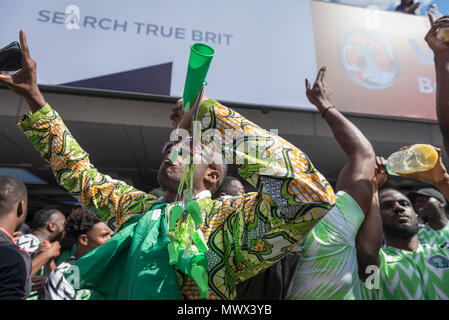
[48,223,56,233]
[78,234,88,247]
[205,167,220,187]
[16,201,24,218]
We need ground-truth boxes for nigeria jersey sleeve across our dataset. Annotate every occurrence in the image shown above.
[288,191,365,300]
[17,104,156,231]
[304,191,364,246]
[197,99,336,285]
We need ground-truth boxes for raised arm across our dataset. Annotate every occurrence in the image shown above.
[425,14,449,157]
[0,31,155,232]
[404,2,420,14]
[356,157,385,281]
[172,94,336,285]
[305,66,375,214]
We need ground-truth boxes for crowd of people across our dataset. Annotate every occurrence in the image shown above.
[1,13,449,301]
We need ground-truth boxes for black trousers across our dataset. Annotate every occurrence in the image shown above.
[236,247,302,300]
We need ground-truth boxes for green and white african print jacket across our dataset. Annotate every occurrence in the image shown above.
[17,98,336,299]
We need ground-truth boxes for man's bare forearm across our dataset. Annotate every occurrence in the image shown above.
[30,251,52,276]
[356,190,382,281]
[324,108,375,214]
[323,108,374,159]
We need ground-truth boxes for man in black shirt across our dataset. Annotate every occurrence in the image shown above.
[395,0,421,15]
[0,175,31,299]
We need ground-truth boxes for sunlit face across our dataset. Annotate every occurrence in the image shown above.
[157,140,189,192]
[157,138,219,194]
[379,189,419,239]
[380,189,417,226]
[84,222,112,253]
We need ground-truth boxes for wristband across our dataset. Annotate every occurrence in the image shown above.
[321,105,336,118]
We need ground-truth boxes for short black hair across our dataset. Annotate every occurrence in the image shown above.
[213,176,245,199]
[30,208,62,231]
[65,207,100,241]
[0,175,27,216]
[216,176,239,194]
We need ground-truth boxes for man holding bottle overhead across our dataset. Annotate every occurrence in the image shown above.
[384,143,449,245]
[361,154,449,300]
[388,145,449,246]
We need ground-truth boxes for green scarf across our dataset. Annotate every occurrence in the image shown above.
[64,203,181,300]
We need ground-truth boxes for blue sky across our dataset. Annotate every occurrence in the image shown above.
[327,0,449,15]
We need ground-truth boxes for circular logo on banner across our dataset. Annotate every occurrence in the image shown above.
[338,31,399,90]
[427,254,449,270]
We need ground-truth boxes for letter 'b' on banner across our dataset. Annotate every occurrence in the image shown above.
[182,43,214,111]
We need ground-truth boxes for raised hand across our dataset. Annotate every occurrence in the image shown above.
[398,146,449,186]
[0,30,46,112]
[425,13,449,56]
[47,241,61,258]
[35,240,51,255]
[169,95,207,131]
[374,156,388,190]
[170,99,185,129]
[305,66,333,113]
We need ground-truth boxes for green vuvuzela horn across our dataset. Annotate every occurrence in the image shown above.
[182,43,215,111]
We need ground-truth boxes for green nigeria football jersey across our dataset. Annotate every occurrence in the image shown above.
[418,224,449,246]
[361,243,449,300]
[288,191,364,300]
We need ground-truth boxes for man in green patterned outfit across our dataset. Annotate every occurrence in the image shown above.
[0,30,336,300]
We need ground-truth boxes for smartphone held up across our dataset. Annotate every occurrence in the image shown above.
[0,41,22,75]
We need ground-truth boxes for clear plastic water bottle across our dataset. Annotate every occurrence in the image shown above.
[428,5,449,43]
[385,144,439,175]
[428,5,443,19]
